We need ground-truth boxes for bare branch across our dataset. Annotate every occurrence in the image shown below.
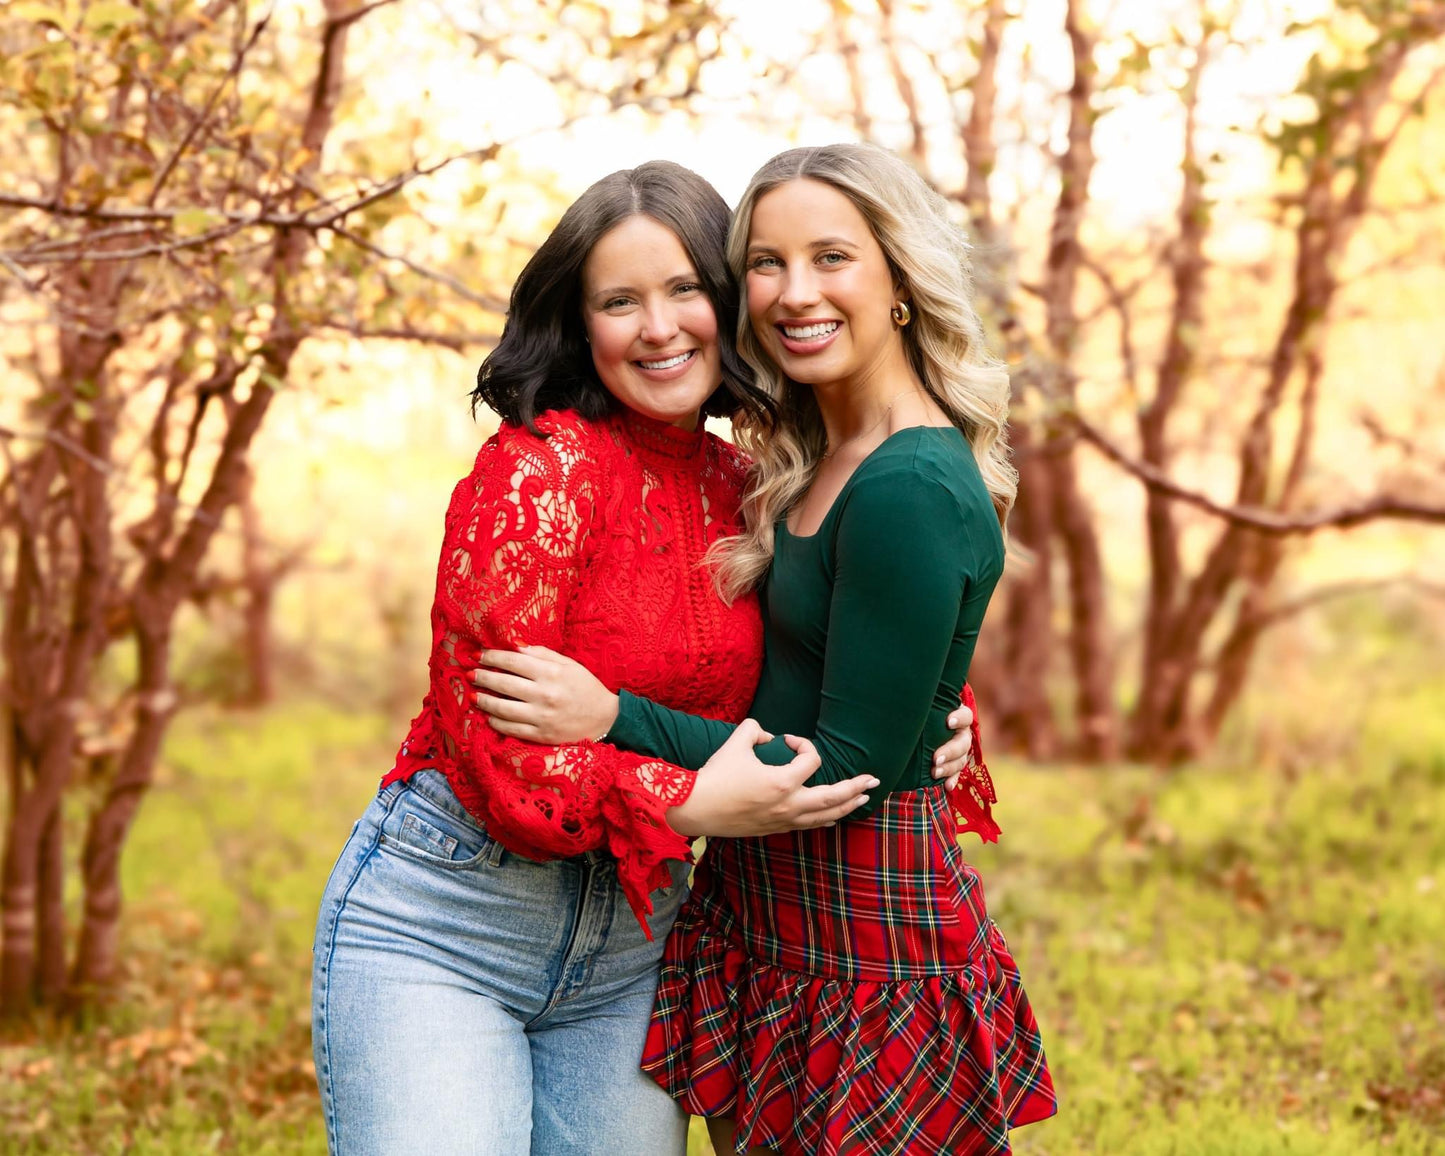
[314,321,500,351]
[1359,410,1445,474]
[330,0,402,31]
[961,0,1005,234]
[146,15,272,206]
[328,225,508,312]
[1069,410,1445,533]
[0,422,223,530]
[1078,253,1142,401]
[1243,575,1445,632]
[2,146,503,265]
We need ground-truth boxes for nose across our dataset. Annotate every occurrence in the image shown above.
[639,300,680,346]
[777,264,821,314]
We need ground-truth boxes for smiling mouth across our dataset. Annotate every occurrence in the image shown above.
[636,350,696,370]
[778,321,841,340]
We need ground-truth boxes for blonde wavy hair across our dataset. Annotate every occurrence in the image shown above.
[710,143,1018,601]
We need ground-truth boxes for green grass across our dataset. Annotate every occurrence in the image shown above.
[3,693,1443,1154]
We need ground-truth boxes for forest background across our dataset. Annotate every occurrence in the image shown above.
[2,0,1444,1151]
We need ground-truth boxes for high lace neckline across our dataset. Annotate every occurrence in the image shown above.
[616,407,709,466]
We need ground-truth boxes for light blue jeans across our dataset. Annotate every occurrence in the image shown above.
[311,769,691,1155]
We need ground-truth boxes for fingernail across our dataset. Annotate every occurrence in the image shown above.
[859,795,870,804]
[934,752,945,766]
[866,778,880,788]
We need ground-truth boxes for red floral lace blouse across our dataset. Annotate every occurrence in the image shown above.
[383,408,763,930]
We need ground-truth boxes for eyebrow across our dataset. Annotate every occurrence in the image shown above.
[746,236,860,254]
[588,271,700,299]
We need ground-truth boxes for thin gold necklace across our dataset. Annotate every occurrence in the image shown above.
[819,389,923,462]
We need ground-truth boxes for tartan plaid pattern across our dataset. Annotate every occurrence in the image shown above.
[641,786,1056,1155]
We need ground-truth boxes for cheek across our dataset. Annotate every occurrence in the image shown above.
[745,273,777,319]
[855,268,895,319]
[585,317,634,373]
[684,301,719,352]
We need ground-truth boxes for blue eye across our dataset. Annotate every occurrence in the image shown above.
[819,251,847,265]
[748,255,779,270]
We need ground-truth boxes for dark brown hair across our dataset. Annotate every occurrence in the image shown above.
[472,161,775,433]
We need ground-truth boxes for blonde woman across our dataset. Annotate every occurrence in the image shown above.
[475,143,1054,1155]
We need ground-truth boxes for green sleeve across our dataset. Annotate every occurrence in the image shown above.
[804,472,967,813]
[607,689,796,770]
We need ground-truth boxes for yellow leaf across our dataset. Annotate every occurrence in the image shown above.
[9,2,66,23]
[82,0,140,29]
[173,208,219,233]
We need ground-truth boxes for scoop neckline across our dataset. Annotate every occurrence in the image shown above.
[780,424,959,542]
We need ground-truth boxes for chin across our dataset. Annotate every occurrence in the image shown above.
[774,358,839,386]
[638,396,706,426]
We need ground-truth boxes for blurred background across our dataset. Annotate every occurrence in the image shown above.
[2,0,1443,1151]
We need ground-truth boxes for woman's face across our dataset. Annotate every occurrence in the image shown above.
[581,214,722,431]
[743,177,901,389]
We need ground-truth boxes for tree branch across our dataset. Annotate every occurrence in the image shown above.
[1243,575,1445,632]
[314,321,500,351]
[328,224,507,312]
[1070,411,1445,533]
[145,14,271,207]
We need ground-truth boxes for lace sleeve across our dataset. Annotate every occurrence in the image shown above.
[426,417,697,931]
[950,683,999,843]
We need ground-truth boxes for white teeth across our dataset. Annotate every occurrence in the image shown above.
[638,351,694,370]
[782,322,840,339]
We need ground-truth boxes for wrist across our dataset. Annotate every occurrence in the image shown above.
[594,693,620,742]
[667,792,704,839]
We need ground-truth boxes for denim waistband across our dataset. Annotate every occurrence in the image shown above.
[391,766,617,868]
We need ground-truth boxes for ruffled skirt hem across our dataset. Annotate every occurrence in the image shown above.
[641,901,1056,1156]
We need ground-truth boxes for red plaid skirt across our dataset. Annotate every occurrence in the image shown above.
[641,786,1055,1155]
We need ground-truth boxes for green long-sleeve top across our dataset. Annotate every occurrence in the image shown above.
[606,425,1005,818]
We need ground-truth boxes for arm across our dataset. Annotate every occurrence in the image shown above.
[469,649,884,837]
[607,689,795,770]
[425,418,694,928]
[776,473,968,810]
[607,681,981,787]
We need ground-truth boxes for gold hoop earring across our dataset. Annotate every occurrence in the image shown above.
[890,301,912,327]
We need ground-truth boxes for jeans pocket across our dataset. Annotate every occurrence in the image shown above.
[378,774,498,869]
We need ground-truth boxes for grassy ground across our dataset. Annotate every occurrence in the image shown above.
[2,690,1442,1154]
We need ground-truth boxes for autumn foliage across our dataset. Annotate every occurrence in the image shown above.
[0,0,1442,1048]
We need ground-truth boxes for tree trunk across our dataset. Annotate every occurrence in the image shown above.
[996,430,1058,757]
[0,803,41,1013]
[1036,0,1116,760]
[1,347,116,1015]
[238,467,276,706]
[71,623,174,991]
[36,805,66,1004]
[1129,49,1207,759]
[1046,448,1115,758]
[1197,353,1324,745]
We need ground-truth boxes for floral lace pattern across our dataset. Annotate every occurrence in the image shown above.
[385,409,764,931]
[949,683,1000,843]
